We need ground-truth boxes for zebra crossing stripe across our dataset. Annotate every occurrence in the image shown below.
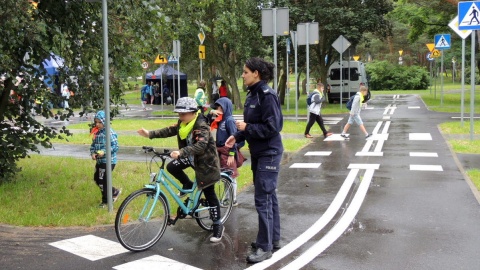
[49,235,128,261]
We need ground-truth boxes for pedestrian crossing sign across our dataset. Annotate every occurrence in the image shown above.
[458,1,480,30]
[434,34,451,50]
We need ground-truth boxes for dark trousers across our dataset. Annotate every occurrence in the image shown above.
[304,112,328,136]
[167,158,220,221]
[94,163,118,203]
[251,154,282,251]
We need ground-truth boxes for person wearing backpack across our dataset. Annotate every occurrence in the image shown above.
[208,97,244,207]
[340,85,371,139]
[304,82,332,138]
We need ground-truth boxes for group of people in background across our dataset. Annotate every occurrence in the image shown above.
[140,81,172,109]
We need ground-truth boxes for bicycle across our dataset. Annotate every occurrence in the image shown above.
[114,146,235,251]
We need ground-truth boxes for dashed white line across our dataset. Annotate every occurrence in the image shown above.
[289,163,321,168]
[410,165,443,171]
[409,152,438,157]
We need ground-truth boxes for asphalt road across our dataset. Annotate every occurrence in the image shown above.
[1,94,480,270]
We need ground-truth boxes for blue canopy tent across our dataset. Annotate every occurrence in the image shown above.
[40,54,64,95]
[146,65,188,104]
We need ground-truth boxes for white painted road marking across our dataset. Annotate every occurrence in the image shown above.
[304,151,332,156]
[113,255,202,270]
[289,163,321,168]
[280,167,376,270]
[410,165,443,171]
[49,235,128,261]
[410,152,438,157]
[409,133,432,140]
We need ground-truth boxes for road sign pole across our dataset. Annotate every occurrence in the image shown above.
[440,50,444,106]
[306,23,310,97]
[470,31,475,141]
[461,38,466,126]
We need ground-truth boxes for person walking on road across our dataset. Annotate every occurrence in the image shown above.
[341,85,371,139]
[225,57,284,264]
[89,110,121,208]
[304,82,332,139]
[137,97,224,243]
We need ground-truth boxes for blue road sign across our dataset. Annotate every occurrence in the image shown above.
[458,1,480,30]
[426,52,434,61]
[434,34,451,50]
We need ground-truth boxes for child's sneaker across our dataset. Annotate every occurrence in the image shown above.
[365,133,372,139]
[210,224,225,243]
[98,202,107,208]
[340,133,349,139]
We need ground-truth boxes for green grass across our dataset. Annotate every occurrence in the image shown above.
[0,155,254,227]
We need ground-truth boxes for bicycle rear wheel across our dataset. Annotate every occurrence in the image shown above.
[115,188,169,251]
[195,175,234,231]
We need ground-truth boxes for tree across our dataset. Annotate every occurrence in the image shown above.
[0,0,172,181]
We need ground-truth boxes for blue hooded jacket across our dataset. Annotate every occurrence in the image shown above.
[213,98,238,153]
[89,111,119,164]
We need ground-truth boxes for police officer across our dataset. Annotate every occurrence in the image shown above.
[225,57,283,263]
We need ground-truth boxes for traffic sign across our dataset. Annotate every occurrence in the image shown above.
[426,52,434,61]
[154,54,168,64]
[434,34,451,50]
[458,1,480,30]
[449,15,472,39]
[199,45,205,60]
[431,49,442,58]
[198,31,205,45]
[141,61,149,69]
[168,55,178,64]
[332,35,350,54]
[426,43,435,52]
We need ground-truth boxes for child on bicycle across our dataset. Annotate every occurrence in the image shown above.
[89,110,122,208]
[137,97,224,243]
[208,97,245,207]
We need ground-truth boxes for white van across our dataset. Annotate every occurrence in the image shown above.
[326,60,368,104]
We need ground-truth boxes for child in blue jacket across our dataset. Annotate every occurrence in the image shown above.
[90,110,121,208]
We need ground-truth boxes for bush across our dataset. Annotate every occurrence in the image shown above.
[366,61,429,90]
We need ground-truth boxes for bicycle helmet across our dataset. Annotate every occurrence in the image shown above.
[173,97,199,113]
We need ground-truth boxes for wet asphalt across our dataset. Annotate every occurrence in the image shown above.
[1,94,480,270]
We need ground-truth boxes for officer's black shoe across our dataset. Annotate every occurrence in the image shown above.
[251,241,281,250]
[246,247,272,263]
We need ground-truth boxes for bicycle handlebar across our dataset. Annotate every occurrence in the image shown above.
[142,146,171,158]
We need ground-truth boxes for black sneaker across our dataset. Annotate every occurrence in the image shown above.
[113,188,122,202]
[210,224,224,243]
[251,241,281,250]
[365,133,372,139]
[340,133,349,139]
[247,247,272,263]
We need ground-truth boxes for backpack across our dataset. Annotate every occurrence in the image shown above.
[306,92,315,106]
[346,95,356,110]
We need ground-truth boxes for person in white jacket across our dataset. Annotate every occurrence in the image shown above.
[304,82,332,138]
[341,85,371,139]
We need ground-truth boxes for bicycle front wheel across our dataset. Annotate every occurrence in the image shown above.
[115,188,169,251]
[195,175,234,231]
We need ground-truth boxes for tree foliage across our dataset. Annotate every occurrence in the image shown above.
[0,0,171,181]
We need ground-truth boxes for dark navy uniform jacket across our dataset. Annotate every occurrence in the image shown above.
[234,80,284,157]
